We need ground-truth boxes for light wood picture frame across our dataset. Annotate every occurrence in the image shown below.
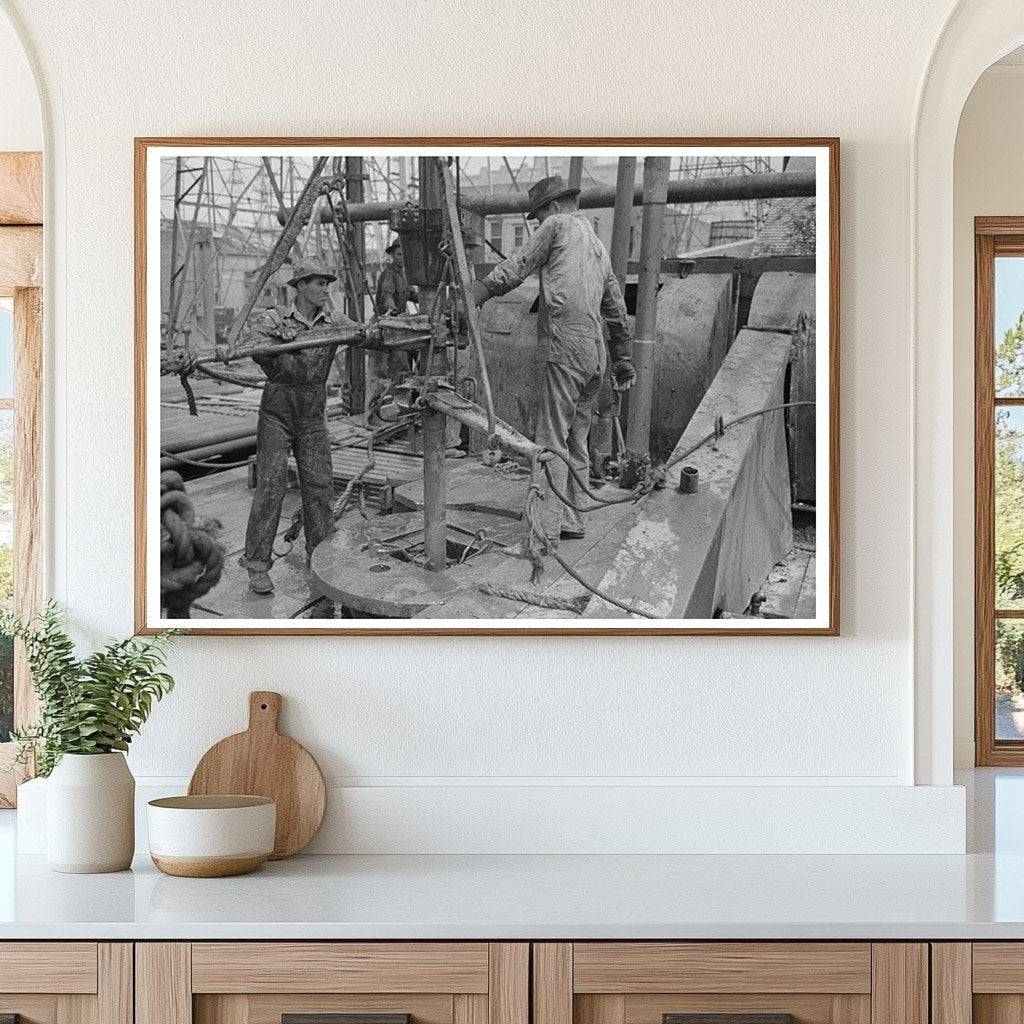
[135,137,840,636]
[0,150,43,805]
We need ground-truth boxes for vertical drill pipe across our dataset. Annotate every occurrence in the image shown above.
[567,156,584,192]
[418,157,448,572]
[346,156,367,411]
[439,158,496,438]
[593,156,638,463]
[625,156,671,455]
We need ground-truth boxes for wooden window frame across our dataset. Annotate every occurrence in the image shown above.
[0,151,43,806]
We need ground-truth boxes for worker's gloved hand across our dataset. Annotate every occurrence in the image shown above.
[215,344,231,365]
[469,280,491,308]
[611,357,636,392]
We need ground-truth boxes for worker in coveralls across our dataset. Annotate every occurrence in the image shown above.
[374,238,414,316]
[237,259,353,595]
[367,238,416,415]
[470,175,636,543]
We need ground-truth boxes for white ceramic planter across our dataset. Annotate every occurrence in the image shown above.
[46,752,135,873]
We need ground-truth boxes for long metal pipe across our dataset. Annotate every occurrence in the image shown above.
[290,169,815,225]
[609,157,637,290]
[625,157,671,455]
[592,157,638,465]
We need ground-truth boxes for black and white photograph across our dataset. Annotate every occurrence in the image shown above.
[139,141,838,633]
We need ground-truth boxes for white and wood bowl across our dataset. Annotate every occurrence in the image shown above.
[147,795,276,877]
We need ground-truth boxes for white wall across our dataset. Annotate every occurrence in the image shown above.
[0,0,975,852]
[952,65,1024,768]
[0,8,39,151]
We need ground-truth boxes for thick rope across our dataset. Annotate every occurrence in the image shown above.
[161,449,253,471]
[159,470,226,618]
[522,483,658,619]
[478,583,588,614]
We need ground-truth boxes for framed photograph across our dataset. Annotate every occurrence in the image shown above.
[135,138,839,635]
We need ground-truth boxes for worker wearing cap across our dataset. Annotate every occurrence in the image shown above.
[367,238,417,416]
[374,238,414,316]
[470,175,636,542]
[238,258,354,595]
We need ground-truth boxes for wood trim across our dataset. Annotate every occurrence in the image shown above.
[0,153,42,225]
[191,942,489,994]
[973,219,1024,765]
[136,943,192,1024]
[488,943,529,1024]
[968,942,1024,991]
[533,944,572,1024]
[869,945,927,1024]
[977,217,1024,236]
[930,944,971,1024]
[0,226,41,292]
[0,285,43,806]
[572,942,872,994]
[98,944,134,1024]
[134,136,840,636]
[0,942,98,993]
[977,229,998,764]
[454,994,488,1024]
[575,996,625,1024]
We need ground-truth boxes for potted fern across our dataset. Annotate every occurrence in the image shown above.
[2,604,177,873]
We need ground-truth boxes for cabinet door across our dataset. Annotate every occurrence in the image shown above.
[936,943,1024,1024]
[533,944,927,1024]
[0,942,132,1024]
[137,943,528,1024]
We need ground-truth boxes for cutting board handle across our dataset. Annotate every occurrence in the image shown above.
[248,691,282,734]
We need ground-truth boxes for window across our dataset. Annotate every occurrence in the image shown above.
[513,224,526,250]
[488,217,503,259]
[976,221,1024,764]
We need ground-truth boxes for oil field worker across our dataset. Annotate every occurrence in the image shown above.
[470,175,636,542]
[237,259,354,595]
[374,238,413,316]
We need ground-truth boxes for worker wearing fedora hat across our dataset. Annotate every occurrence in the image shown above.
[237,257,353,597]
[469,175,635,543]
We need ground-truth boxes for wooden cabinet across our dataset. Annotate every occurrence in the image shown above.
[136,943,528,1024]
[931,943,1024,1024]
[532,944,928,1024]
[0,942,132,1024]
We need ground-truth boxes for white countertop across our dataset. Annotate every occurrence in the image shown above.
[1,849,1023,940]
[1,770,1022,941]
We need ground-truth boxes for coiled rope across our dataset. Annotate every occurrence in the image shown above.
[159,470,226,618]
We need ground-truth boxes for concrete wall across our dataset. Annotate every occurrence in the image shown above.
[953,63,1024,768]
[0,0,984,852]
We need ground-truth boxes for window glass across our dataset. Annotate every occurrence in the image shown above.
[997,406,1024,609]
[997,619,1024,740]
[996,256,1024,396]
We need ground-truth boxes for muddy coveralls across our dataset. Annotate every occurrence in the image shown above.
[240,303,351,575]
[480,212,631,539]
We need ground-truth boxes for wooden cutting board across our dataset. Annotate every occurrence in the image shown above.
[188,691,326,859]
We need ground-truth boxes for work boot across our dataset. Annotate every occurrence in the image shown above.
[247,567,274,594]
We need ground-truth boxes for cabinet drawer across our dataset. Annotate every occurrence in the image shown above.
[139,942,528,1024]
[572,943,872,994]
[0,942,98,993]
[191,942,490,993]
[532,944,926,1024]
[0,942,130,1024]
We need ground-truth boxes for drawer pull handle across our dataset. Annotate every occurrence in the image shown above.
[664,1016,797,1024]
[283,1015,412,1024]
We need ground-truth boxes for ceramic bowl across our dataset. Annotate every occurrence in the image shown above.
[147,795,276,877]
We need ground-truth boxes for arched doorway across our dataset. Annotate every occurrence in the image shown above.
[914,0,1024,784]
